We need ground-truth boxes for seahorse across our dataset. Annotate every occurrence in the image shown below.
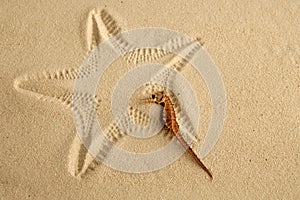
[142,91,213,180]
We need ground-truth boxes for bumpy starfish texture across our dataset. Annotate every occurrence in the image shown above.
[14,8,204,178]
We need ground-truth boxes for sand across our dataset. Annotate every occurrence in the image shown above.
[1,0,299,199]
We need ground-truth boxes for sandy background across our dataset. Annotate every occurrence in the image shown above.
[1,0,299,199]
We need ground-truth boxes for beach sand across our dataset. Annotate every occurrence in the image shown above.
[1,0,299,199]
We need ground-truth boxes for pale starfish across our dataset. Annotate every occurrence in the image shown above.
[14,8,204,178]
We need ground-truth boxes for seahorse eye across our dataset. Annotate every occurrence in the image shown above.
[151,94,155,99]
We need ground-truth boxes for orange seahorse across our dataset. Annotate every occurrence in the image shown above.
[142,91,213,180]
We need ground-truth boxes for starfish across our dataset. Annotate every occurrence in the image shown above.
[14,8,204,178]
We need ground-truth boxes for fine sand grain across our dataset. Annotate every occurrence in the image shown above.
[1,1,299,199]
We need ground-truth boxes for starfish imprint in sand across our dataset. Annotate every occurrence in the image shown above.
[14,8,208,178]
